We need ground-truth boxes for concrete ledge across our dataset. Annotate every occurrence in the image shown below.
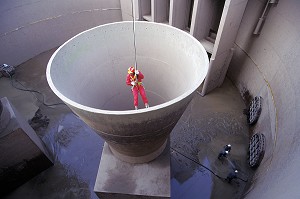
[94,142,170,199]
[0,97,53,196]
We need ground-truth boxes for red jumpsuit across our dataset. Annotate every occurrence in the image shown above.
[126,71,149,107]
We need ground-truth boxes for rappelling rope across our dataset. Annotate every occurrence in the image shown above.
[131,0,138,72]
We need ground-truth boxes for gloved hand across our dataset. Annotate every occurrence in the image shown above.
[131,81,136,86]
[135,70,139,75]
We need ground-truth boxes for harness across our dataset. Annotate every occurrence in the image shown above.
[130,75,143,90]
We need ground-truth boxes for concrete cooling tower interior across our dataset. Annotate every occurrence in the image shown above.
[1,0,300,198]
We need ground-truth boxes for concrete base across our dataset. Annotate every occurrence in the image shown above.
[94,142,170,199]
[109,140,168,164]
[0,97,53,196]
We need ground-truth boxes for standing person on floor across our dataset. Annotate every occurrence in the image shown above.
[126,66,149,110]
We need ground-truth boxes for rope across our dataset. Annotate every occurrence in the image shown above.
[131,0,138,72]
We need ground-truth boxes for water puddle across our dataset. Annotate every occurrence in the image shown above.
[5,113,104,199]
[171,154,213,199]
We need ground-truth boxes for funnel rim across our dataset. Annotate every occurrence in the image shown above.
[46,21,209,115]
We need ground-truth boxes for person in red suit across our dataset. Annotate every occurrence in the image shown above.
[126,66,149,110]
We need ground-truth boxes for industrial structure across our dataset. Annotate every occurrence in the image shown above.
[1,0,299,198]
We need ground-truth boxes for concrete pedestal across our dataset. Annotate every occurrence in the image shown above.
[0,97,53,196]
[94,142,170,199]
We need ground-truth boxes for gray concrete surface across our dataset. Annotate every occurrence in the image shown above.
[46,21,209,163]
[1,0,300,198]
[0,97,52,161]
[94,142,170,198]
[1,48,251,199]
[0,0,122,66]
[0,97,53,196]
[0,77,38,121]
[227,0,300,198]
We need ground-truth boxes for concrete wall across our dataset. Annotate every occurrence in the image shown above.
[0,0,122,66]
[169,0,191,30]
[120,0,139,21]
[228,0,300,198]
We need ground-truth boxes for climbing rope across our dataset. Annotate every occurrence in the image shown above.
[131,0,138,72]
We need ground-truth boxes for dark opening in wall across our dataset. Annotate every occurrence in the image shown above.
[141,0,152,21]
[166,0,170,24]
[187,0,195,30]
[211,0,225,33]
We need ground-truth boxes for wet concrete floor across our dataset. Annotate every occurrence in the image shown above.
[0,48,253,199]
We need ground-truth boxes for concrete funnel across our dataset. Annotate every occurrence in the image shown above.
[46,21,209,163]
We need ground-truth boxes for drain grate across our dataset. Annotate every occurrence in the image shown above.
[248,96,262,125]
[248,133,265,168]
